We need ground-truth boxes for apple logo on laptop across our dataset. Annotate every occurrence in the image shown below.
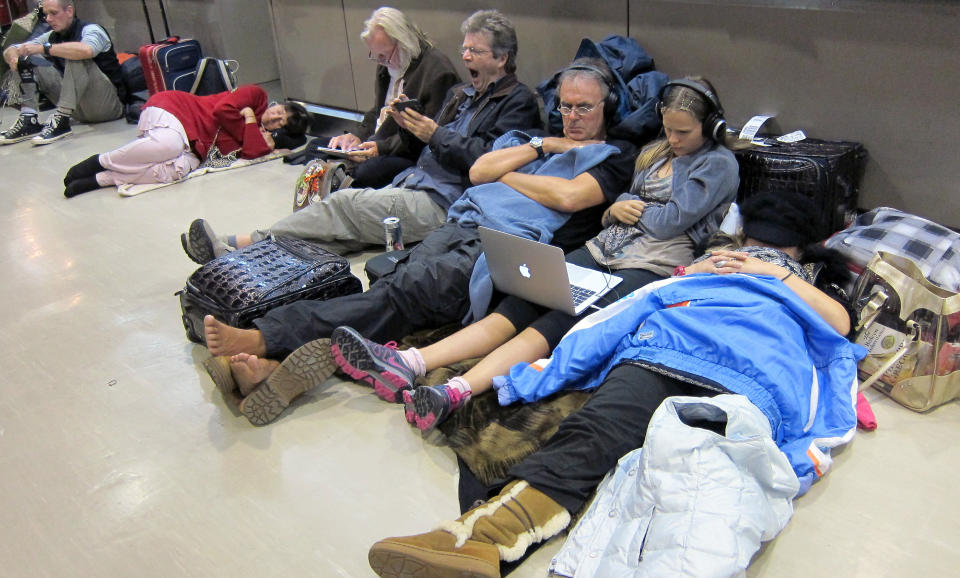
[519,263,531,279]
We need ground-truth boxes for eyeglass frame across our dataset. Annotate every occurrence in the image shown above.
[368,42,398,66]
[557,101,602,117]
[459,46,492,57]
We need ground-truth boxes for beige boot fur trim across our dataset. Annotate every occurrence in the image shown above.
[438,480,572,562]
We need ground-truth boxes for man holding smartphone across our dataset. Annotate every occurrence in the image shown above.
[326,7,459,186]
[182,10,542,263]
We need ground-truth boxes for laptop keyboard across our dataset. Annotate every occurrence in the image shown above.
[570,284,597,306]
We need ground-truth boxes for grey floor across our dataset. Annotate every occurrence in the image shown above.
[1,108,958,578]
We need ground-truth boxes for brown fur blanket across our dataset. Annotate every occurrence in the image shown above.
[401,327,591,486]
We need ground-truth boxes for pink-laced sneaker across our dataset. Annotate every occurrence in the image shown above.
[402,384,467,432]
[331,326,417,403]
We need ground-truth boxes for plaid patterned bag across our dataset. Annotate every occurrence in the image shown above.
[826,207,960,292]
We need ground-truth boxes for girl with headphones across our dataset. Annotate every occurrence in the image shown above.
[332,73,742,433]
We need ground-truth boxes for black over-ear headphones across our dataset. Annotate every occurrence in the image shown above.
[657,79,727,143]
[564,64,619,126]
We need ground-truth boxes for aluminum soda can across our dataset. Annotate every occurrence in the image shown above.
[383,216,404,251]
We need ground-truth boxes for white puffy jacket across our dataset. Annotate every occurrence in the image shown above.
[550,394,800,578]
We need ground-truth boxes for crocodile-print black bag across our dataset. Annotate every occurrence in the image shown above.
[178,237,363,343]
[735,139,868,240]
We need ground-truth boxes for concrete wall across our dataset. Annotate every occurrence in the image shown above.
[628,0,959,226]
[266,0,958,227]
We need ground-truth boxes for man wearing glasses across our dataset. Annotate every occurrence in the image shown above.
[182,9,541,264]
[327,7,460,187]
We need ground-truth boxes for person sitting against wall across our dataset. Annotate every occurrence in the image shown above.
[328,6,460,188]
[59,84,308,197]
[1,0,123,146]
[201,58,637,427]
[365,190,862,578]
[180,9,540,263]
[331,77,743,431]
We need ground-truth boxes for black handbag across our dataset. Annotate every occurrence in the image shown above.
[178,237,363,343]
[735,138,868,240]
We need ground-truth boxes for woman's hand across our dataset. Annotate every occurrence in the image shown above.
[240,107,258,124]
[686,249,789,277]
[685,249,750,275]
[260,126,275,150]
[606,199,646,225]
[329,133,362,150]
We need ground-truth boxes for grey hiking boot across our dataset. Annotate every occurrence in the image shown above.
[181,218,233,265]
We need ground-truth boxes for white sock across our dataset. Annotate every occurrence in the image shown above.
[398,347,426,376]
[446,376,473,404]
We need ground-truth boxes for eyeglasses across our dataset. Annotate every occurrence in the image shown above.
[557,102,601,116]
[459,46,491,57]
[368,43,398,66]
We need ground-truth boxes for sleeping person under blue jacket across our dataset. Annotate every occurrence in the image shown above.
[366,191,866,578]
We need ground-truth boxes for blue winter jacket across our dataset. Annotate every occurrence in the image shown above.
[493,273,867,494]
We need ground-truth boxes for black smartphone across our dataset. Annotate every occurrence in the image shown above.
[394,99,424,114]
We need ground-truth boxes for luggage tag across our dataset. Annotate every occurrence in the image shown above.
[738,114,808,146]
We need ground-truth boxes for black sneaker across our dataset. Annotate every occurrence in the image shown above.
[32,113,72,145]
[0,114,42,144]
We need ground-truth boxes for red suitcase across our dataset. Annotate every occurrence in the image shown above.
[138,0,202,95]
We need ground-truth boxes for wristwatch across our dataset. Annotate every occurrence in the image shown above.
[529,136,544,159]
[43,42,52,56]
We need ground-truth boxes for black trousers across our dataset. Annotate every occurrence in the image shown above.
[255,223,481,358]
[351,155,415,189]
[508,364,714,513]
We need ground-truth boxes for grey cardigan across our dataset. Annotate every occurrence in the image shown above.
[637,141,740,248]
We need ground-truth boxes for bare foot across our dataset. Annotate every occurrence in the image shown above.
[229,353,280,396]
[204,315,267,356]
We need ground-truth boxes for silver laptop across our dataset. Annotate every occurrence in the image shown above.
[479,226,622,316]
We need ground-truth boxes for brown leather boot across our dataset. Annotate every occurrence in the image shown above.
[369,480,570,577]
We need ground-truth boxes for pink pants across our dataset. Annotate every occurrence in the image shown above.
[96,107,200,186]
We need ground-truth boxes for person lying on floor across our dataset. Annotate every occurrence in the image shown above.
[60,83,308,197]
[201,58,637,426]
[331,76,743,431]
[180,9,540,263]
[365,190,864,578]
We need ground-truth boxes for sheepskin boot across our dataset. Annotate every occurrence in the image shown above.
[369,480,570,578]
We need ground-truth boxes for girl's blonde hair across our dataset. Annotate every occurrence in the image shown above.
[636,76,745,171]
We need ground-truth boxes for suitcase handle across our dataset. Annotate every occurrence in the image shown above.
[141,0,172,44]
